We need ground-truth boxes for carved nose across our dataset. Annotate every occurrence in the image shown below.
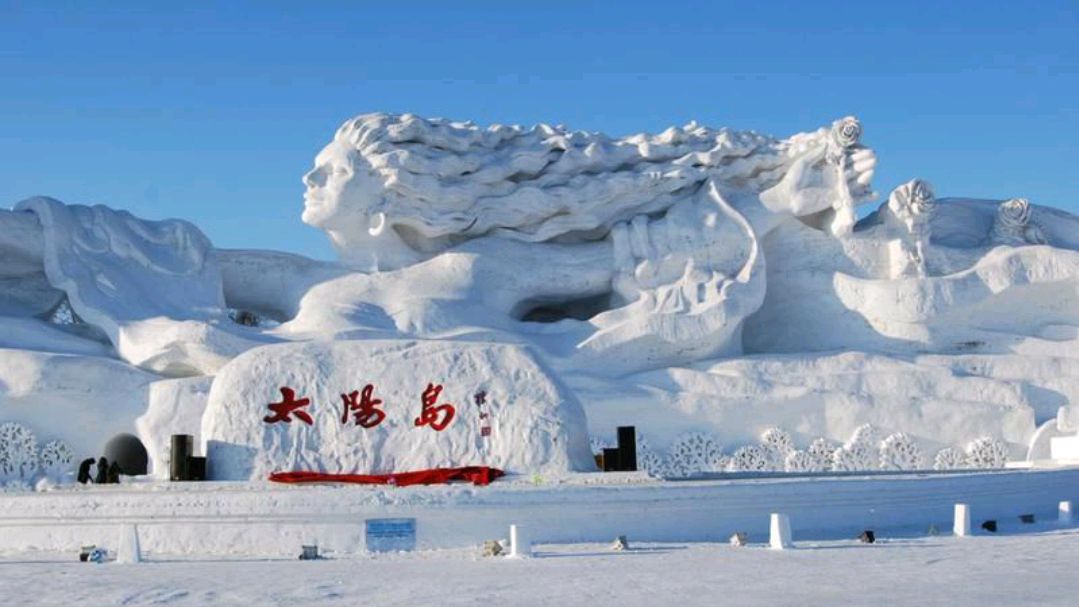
[303,168,326,188]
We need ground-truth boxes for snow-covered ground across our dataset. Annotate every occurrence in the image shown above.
[2,528,1077,606]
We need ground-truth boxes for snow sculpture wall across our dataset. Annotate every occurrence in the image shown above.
[202,339,595,480]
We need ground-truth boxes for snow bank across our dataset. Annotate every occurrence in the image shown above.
[0,348,156,463]
[202,339,595,480]
[136,376,214,479]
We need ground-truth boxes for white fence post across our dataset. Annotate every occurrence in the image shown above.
[770,513,792,550]
[510,524,531,558]
[953,503,971,537]
[116,524,141,564]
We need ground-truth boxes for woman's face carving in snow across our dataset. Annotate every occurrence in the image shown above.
[302,137,420,270]
[302,139,376,229]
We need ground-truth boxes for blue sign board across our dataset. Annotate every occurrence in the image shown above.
[365,518,417,552]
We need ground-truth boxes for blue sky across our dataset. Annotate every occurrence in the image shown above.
[1,1,1076,259]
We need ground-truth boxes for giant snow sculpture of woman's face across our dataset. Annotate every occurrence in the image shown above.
[301,138,373,229]
[302,138,420,271]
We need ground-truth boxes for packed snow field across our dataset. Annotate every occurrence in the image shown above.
[2,528,1078,606]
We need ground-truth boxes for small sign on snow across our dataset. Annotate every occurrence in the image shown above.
[365,518,417,552]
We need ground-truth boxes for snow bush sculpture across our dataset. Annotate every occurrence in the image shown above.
[991,198,1047,246]
[848,424,881,449]
[638,448,668,478]
[783,450,815,472]
[830,425,880,471]
[933,447,966,471]
[633,435,668,478]
[0,422,39,483]
[878,432,925,471]
[831,444,874,471]
[729,445,773,472]
[665,432,727,477]
[964,437,1009,469]
[39,440,74,480]
[760,427,794,466]
[807,437,837,471]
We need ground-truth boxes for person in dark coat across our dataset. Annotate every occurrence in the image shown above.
[94,457,109,484]
[107,461,122,484]
[77,458,95,484]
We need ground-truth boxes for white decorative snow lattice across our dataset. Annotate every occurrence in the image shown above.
[964,437,1009,469]
[665,432,726,477]
[729,445,773,472]
[807,437,837,471]
[759,427,794,468]
[933,447,967,471]
[0,422,39,483]
[783,450,815,472]
[38,440,74,480]
[878,432,925,471]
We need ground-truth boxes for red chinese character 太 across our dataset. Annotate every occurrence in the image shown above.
[263,387,313,425]
[414,383,456,431]
[340,384,386,428]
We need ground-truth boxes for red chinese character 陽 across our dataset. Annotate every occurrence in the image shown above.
[414,383,456,431]
[263,387,313,425]
[340,384,386,428]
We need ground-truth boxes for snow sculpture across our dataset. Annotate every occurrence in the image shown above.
[202,340,594,480]
[990,198,1047,246]
[807,438,837,471]
[760,427,794,468]
[878,432,925,471]
[5,198,267,375]
[729,445,772,472]
[964,436,1009,469]
[783,450,815,472]
[38,440,74,481]
[0,422,38,483]
[933,447,966,471]
[831,425,881,471]
[665,432,725,477]
[4,109,1079,480]
[883,179,936,277]
[297,113,876,375]
[303,113,875,270]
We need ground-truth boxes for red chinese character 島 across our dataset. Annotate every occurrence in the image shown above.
[340,384,385,428]
[263,387,313,425]
[414,383,456,431]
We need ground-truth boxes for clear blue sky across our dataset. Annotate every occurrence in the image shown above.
[2,1,1076,260]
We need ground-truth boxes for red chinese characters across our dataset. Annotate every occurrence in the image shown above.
[263,387,313,425]
[414,383,456,431]
[340,384,386,428]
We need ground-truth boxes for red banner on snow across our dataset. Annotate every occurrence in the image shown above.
[268,466,504,487]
